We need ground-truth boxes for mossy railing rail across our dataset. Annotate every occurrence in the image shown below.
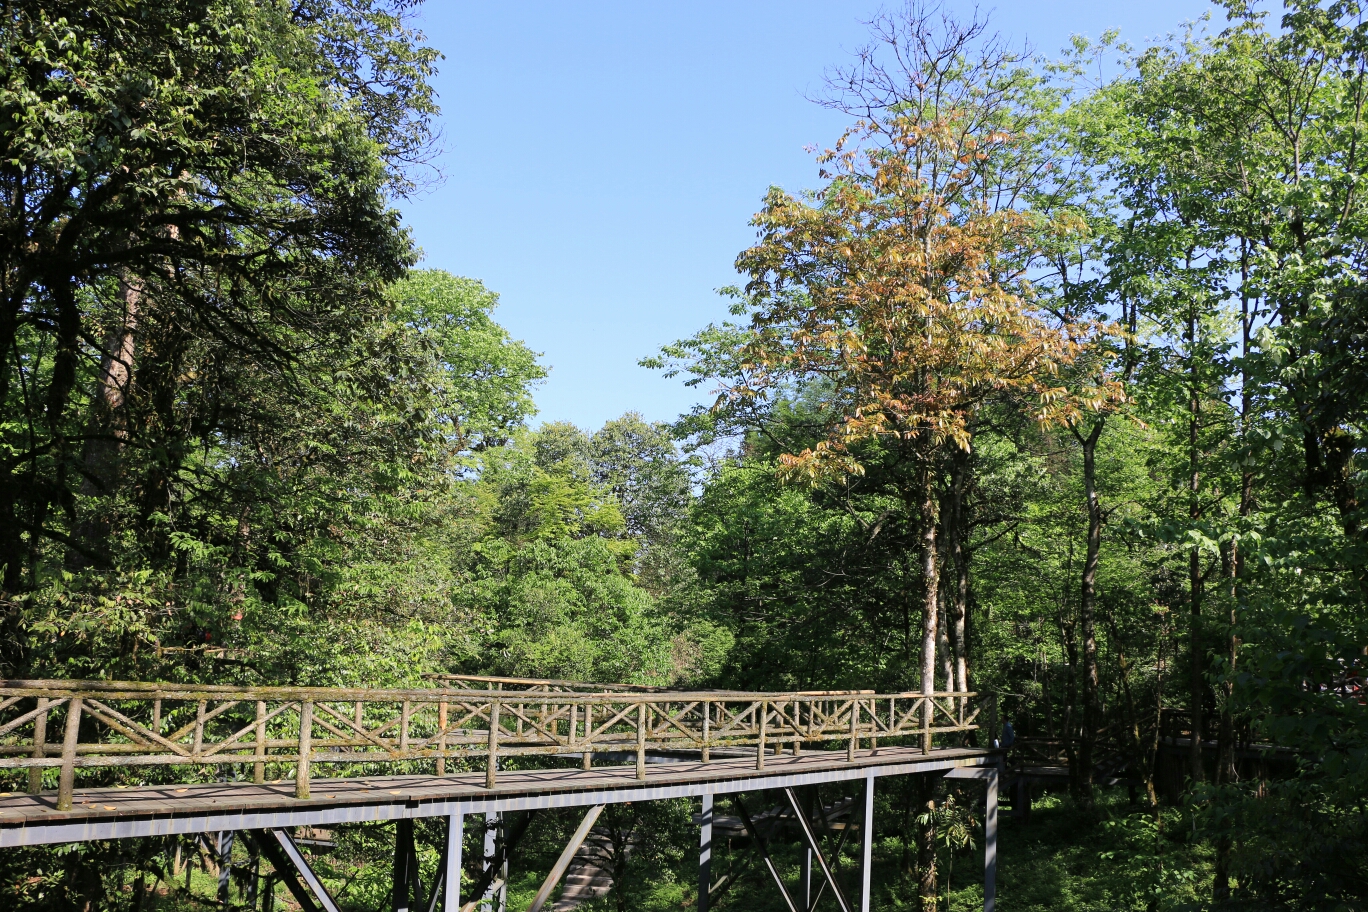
[0,680,991,811]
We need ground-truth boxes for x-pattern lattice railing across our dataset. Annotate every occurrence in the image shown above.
[0,681,991,811]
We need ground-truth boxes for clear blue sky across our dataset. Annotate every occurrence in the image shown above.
[403,1,1222,431]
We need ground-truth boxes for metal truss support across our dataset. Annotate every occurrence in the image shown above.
[944,764,999,912]
[859,771,874,912]
[784,787,854,912]
[698,792,713,912]
[528,804,605,912]
[735,796,799,912]
[246,828,341,912]
[393,818,425,912]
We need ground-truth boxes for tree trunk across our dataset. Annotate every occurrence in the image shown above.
[1056,592,1081,798]
[946,452,970,694]
[919,471,940,701]
[1188,304,1206,785]
[69,273,141,569]
[1215,242,1255,901]
[1106,609,1158,808]
[1076,419,1105,809]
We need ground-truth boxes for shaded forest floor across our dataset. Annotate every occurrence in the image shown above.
[131,787,1211,912]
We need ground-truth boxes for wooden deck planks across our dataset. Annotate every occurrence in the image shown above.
[0,745,992,833]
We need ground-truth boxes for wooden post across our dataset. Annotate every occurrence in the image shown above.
[56,697,82,811]
[399,700,411,753]
[701,702,710,763]
[756,701,768,771]
[582,703,592,770]
[848,699,859,762]
[922,695,932,755]
[486,700,501,789]
[869,699,878,751]
[636,702,647,780]
[254,700,267,785]
[437,700,448,776]
[296,701,313,800]
[28,697,49,795]
[698,792,713,912]
[860,771,874,912]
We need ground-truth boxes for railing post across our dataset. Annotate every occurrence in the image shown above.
[296,701,313,800]
[438,699,448,776]
[848,698,858,761]
[636,702,647,780]
[701,701,710,763]
[254,700,267,785]
[869,699,878,752]
[57,697,82,811]
[486,699,501,789]
[28,697,49,795]
[582,703,593,770]
[922,694,932,754]
[757,701,768,771]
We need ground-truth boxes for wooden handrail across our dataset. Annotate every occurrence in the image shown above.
[0,680,987,810]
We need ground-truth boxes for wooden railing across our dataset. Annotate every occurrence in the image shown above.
[0,680,991,811]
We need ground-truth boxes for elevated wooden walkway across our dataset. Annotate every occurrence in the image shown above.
[0,744,993,847]
[0,678,1002,912]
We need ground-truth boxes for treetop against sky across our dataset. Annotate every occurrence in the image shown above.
[403,0,1227,430]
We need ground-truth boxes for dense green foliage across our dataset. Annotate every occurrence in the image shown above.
[2,1,1366,910]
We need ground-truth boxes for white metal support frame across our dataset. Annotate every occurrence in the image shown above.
[698,792,714,912]
[443,810,465,912]
[860,771,875,912]
[944,764,999,912]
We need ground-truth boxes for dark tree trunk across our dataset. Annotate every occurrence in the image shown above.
[69,274,141,569]
[1187,304,1206,785]
[1075,419,1105,809]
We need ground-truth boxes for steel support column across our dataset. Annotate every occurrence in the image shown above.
[393,817,424,912]
[985,766,997,912]
[442,811,464,912]
[217,830,235,907]
[860,771,874,912]
[943,765,999,912]
[481,813,498,912]
[698,792,713,912]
